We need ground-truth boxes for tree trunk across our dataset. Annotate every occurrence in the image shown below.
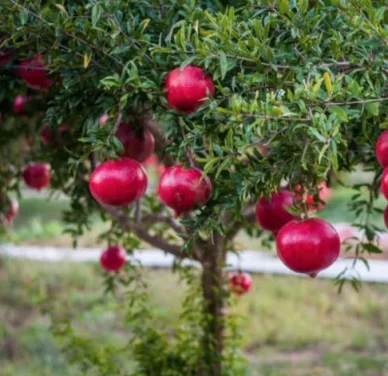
[200,235,226,376]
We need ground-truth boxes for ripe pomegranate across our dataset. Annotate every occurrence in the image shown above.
[19,54,52,89]
[89,158,148,206]
[2,198,19,225]
[381,167,388,200]
[22,163,51,190]
[100,245,127,272]
[164,66,215,114]
[158,165,213,215]
[256,190,298,233]
[115,123,155,162]
[13,95,32,114]
[276,218,340,277]
[229,272,253,295]
[294,182,332,211]
[40,123,68,145]
[376,130,388,168]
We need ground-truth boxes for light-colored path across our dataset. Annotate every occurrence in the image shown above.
[1,244,387,283]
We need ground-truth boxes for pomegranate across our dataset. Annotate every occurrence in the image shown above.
[2,198,19,225]
[99,113,109,126]
[40,123,68,145]
[22,163,51,190]
[229,272,253,295]
[157,165,213,215]
[164,66,215,114]
[276,218,340,277]
[100,245,127,272]
[376,130,388,168]
[115,123,155,162]
[256,190,298,233]
[13,95,32,114]
[89,158,148,206]
[19,54,52,89]
[380,167,388,200]
[294,182,332,211]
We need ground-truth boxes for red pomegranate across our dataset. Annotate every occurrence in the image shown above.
[40,123,68,145]
[2,198,19,225]
[381,167,388,200]
[13,95,31,114]
[115,123,155,162]
[294,182,332,211]
[158,165,213,215]
[19,54,52,89]
[376,130,388,168]
[164,66,215,114]
[276,218,340,277]
[229,272,253,295]
[22,163,51,190]
[89,158,148,206]
[99,113,109,126]
[256,190,298,233]
[100,245,127,272]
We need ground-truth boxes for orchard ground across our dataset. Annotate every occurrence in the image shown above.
[1,170,388,375]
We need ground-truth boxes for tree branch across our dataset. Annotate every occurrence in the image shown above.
[102,204,192,260]
[142,212,185,234]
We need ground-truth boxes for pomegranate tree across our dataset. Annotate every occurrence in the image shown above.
[1,2,386,375]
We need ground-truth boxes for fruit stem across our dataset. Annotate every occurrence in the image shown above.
[308,272,318,279]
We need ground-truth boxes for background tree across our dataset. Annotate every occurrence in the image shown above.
[1,1,387,375]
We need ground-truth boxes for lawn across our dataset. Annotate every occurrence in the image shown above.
[1,258,388,376]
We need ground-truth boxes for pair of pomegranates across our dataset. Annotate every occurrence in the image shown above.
[256,185,340,278]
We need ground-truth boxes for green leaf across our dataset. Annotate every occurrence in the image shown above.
[328,106,348,122]
[203,157,221,176]
[279,0,290,14]
[361,243,382,254]
[365,102,380,117]
[91,4,102,28]
[219,52,228,80]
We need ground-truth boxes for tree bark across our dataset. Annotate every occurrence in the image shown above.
[200,234,226,376]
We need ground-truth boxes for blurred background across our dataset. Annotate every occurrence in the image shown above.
[1,167,388,376]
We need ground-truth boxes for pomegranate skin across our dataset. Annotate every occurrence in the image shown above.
[158,165,212,215]
[100,245,127,272]
[256,190,298,233]
[115,123,155,162]
[376,130,388,168]
[229,272,253,295]
[381,167,388,200]
[164,66,215,114]
[13,95,31,114]
[22,163,51,190]
[276,218,340,276]
[89,158,148,207]
[19,54,52,89]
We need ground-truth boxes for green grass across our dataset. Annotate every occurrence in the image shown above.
[1,259,388,375]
